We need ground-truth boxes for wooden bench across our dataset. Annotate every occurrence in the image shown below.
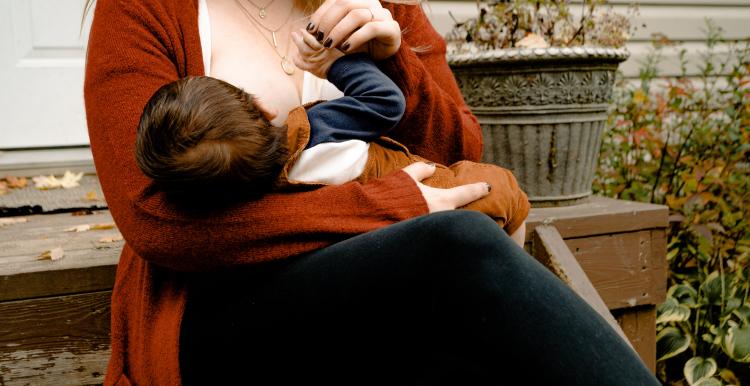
[0,178,667,385]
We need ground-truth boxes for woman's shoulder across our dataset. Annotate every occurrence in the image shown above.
[92,0,198,27]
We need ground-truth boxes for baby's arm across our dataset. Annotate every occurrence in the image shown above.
[292,30,405,148]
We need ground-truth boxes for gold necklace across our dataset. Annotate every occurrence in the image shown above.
[245,0,276,19]
[235,0,295,75]
[236,0,293,42]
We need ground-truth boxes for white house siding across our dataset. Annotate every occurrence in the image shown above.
[0,0,747,154]
[425,0,750,78]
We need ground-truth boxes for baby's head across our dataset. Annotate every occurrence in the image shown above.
[135,76,288,198]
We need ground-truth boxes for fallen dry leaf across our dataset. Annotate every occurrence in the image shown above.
[5,176,28,189]
[91,223,115,230]
[98,234,123,243]
[65,223,116,232]
[37,247,64,261]
[0,217,27,227]
[71,209,94,216]
[85,190,99,201]
[66,224,91,232]
[33,171,83,190]
[0,181,7,196]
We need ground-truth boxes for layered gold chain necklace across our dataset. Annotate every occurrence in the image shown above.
[245,0,275,19]
[234,0,296,75]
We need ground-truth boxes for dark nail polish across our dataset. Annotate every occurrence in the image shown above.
[485,182,492,192]
[306,22,314,32]
[316,31,324,41]
[323,37,333,48]
[341,41,350,51]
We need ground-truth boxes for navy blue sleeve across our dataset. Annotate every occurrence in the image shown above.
[305,53,406,149]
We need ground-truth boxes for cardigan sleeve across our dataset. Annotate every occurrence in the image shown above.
[84,0,428,272]
[378,3,483,166]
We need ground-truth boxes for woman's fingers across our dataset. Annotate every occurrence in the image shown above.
[338,19,401,58]
[291,30,328,65]
[402,162,436,182]
[324,8,373,50]
[307,0,336,32]
[300,29,324,51]
[444,182,492,209]
[291,30,316,57]
[309,0,378,42]
[402,162,490,213]
[420,182,490,213]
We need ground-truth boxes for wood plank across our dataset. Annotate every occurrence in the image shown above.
[0,291,111,386]
[0,174,106,217]
[565,230,667,309]
[0,264,117,303]
[0,211,119,259]
[525,196,668,240]
[532,225,634,349]
[614,306,657,373]
[0,148,95,177]
[0,211,121,301]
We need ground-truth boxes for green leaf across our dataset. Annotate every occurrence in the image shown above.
[692,378,722,386]
[722,324,750,363]
[726,297,741,313]
[684,357,717,385]
[718,368,740,385]
[657,326,691,361]
[700,271,724,306]
[732,305,750,325]
[668,283,699,307]
[657,297,692,324]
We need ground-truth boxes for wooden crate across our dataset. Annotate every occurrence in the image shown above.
[0,210,118,385]
[0,197,667,384]
[525,196,668,372]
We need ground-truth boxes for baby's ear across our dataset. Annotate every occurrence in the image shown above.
[253,97,278,122]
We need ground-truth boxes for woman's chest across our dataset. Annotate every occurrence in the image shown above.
[206,0,305,124]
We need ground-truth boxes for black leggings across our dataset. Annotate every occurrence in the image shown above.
[180,210,660,385]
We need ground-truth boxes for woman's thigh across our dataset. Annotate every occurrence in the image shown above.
[180,210,657,386]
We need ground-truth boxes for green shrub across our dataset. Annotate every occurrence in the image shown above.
[594,21,750,385]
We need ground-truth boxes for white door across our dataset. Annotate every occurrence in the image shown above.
[0,0,92,149]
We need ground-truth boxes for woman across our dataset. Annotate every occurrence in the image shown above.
[83,0,660,384]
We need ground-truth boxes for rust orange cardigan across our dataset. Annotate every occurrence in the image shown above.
[84,0,482,384]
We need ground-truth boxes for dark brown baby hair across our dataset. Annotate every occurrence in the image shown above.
[135,76,288,198]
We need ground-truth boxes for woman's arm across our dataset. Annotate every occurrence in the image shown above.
[84,0,427,272]
[378,3,483,166]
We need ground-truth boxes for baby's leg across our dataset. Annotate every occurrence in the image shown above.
[420,159,530,242]
[509,221,526,247]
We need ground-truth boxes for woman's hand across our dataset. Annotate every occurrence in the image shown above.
[291,29,344,79]
[402,162,491,213]
[306,0,401,61]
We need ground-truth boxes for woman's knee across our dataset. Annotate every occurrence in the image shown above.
[418,210,519,264]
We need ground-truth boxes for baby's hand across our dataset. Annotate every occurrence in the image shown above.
[291,29,344,79]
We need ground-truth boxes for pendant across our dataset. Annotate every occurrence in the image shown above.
[281,57,295,75]
[259,7,267,18]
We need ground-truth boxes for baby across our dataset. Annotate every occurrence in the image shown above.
[135,32,529,245]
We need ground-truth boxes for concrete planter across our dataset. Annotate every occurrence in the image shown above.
[448,47,629,207]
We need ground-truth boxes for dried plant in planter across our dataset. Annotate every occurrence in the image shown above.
[446,0,637,206]
[447,0,637,52]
